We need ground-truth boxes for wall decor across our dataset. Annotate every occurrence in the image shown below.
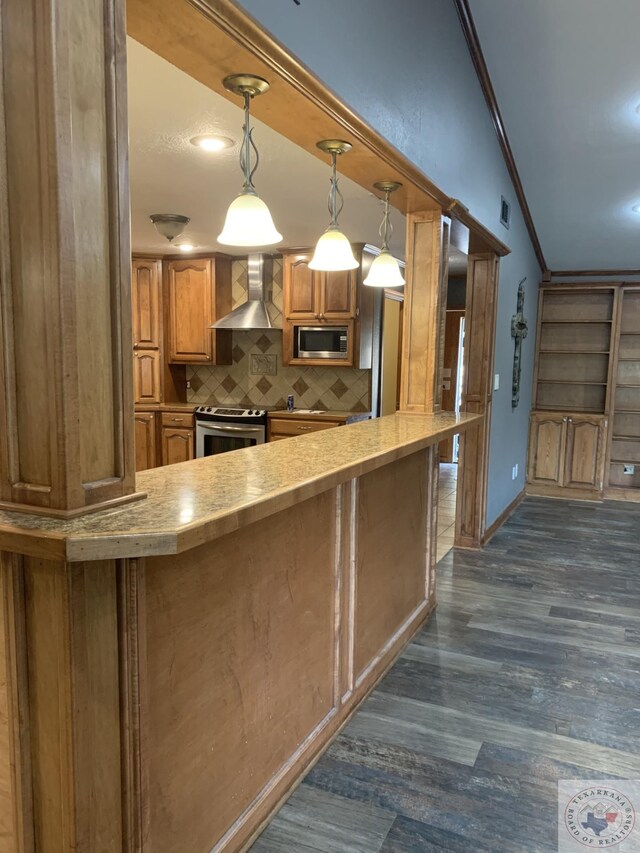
[511,277,528,408]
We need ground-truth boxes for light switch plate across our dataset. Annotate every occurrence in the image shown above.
[494,373,500,391]
[623,464,635,475]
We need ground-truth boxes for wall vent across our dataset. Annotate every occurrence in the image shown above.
[500,196,511,229]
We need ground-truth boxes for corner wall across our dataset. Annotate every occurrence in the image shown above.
[233,0,540,526]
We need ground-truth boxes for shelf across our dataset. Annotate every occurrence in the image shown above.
[536,406,604,414]
[612,435,640,441]
[615,383,640,389]
[539,349,610,355]
[613,409,640,414]
[537,380,607,386]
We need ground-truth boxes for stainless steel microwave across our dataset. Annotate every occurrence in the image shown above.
[295,325,349,360]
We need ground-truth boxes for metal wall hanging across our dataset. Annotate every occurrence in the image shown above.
[511,278,528,409]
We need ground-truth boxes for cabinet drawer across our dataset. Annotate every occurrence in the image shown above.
[161,412,195,428]
[268,418,342,437]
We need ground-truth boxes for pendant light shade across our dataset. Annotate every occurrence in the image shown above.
[309,228,359,271]
[363,181,405,288]
[364,249,405,287]
[218,191,282,246]
[218,74,282,248]
[310,140,358,271]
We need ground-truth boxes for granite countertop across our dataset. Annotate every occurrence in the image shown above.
[0,412,481,562]
[268,409,370,422]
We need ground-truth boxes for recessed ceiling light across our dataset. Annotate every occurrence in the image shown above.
[177,243,196,252]
[633,204,640,214]
[190,134,234,152]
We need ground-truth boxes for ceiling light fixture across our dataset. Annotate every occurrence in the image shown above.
[150,213,190,243]
[190,134,234,153]
[364,181,405,288]
[633,204,640,214]
[217,74,282,247]
[309,140,358,271]
[177,243,196,252]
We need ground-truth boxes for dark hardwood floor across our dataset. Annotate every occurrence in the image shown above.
[249,497,640,852]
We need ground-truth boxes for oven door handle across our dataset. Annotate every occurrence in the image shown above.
[201,424,264,434]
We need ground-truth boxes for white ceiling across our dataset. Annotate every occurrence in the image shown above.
[469,0,640,271]
[127,38,406,258]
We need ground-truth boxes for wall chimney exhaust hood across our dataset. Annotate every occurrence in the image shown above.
[210,253,281,330]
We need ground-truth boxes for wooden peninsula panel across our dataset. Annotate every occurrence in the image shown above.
[355,451,430,681]
[142,492,337,853]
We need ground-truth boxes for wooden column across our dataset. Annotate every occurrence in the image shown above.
[456,252,500,547]
[398,211,449,414]
[0,0,136,516]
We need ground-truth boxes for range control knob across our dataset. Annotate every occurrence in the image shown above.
[206,407,212,412]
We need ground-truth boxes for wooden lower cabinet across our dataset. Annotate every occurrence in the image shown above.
[135,412,157,472]
[161,427,194,466]
[527,412,607,497]
[135,409,195,470]
[268,416,344,441]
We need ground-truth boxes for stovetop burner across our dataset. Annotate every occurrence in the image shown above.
[195,406,267,423]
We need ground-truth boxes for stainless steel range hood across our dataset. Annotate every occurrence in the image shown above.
[210,253,281,330]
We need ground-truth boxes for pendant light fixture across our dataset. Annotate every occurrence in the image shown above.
[364,182,405,287]
[309,140,358,271]
[218,74,282,247]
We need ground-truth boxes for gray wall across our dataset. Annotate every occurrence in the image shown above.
[235,0,540,526]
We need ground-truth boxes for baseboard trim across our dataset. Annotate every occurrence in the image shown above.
[481,488,525,546]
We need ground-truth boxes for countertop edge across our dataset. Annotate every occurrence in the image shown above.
[1,413,482,562]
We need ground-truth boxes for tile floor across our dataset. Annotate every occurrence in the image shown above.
[436,462,458,562]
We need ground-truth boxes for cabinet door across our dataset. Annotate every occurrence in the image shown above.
[284,255,318,320]
[167,259,214,362]
[134,413,156,472]
[564,416,605,491]
[161,427,194,466]
[134,350,161,404]
[527,414,566,486]
[132,258,161,349]
[320,268,357,319]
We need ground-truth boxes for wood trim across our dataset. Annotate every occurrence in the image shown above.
[481,488,524,546]
[551,269,640,278]
[452,0,547,272]
[446,200,510,257]
[541,280,639,288]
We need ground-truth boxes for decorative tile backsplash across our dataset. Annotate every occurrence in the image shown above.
[186,259,372,413]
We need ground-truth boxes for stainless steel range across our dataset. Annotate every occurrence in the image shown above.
[195,406,267,458]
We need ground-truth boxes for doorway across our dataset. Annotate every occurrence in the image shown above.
[437,247,467,559]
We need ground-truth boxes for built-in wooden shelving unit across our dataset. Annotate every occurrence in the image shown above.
[607,289,640,494]
[533,289,614,415]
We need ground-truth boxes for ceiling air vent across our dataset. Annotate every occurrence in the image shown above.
[500,196,511,229]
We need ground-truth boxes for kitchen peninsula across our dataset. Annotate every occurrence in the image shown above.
[0,411,479,853]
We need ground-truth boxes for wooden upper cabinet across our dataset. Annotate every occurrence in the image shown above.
[134,350,161,404]
[528,413,566,487]
[283,252,357,322]
[132,258,161,349]
[166,257,232,364]
[284,255,317,319]
[320,268,357,319]
[564,415,605,490]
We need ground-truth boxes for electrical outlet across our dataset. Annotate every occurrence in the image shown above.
[494,373,500,391]
[623,464,635,475]
[186,380,191,389]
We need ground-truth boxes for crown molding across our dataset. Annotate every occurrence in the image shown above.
[453,0,547,272]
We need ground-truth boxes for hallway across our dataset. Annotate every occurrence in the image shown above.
[250,497,640,852]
